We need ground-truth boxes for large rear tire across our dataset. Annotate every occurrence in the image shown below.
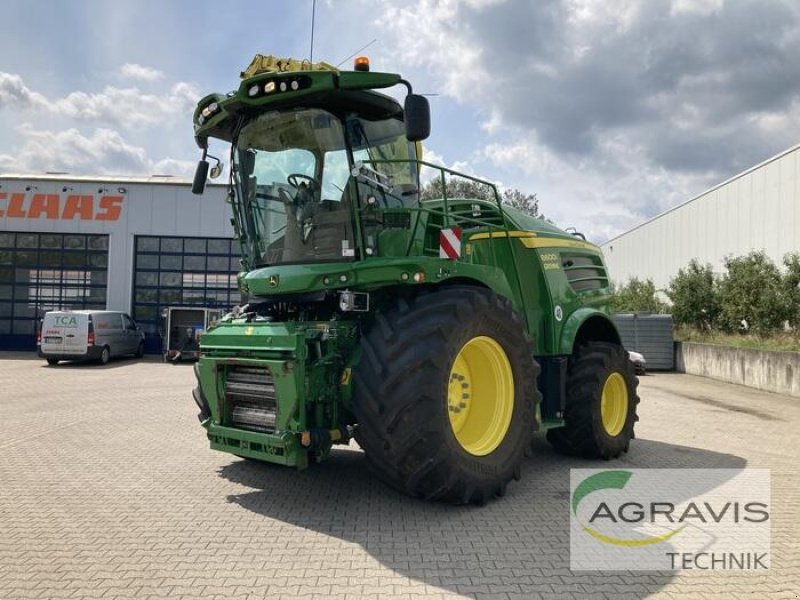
[546,342,639,459]
[352,286,541,505]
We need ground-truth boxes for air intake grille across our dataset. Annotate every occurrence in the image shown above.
[225,367,277,433]
[561,253,609,293]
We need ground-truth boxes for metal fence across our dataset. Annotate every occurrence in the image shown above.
[614,313,674,370]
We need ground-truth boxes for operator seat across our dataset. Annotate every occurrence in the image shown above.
[279,181,354,262]
[307,181,354,259]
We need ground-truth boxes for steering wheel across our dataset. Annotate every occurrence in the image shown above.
[287,173,320,191]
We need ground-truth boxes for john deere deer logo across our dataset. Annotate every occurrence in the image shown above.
[268,275,279,287]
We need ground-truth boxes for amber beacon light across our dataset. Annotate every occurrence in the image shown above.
[354,56,370,71]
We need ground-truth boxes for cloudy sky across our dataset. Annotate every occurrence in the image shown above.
[1,0,799,242]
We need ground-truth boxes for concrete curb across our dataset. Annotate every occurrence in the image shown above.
[675,341,800,398]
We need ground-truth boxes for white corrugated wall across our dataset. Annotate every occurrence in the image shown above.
[602,144,800,289]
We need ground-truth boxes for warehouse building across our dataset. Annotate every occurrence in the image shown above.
[602,143,800,289]
[0,174,238,352]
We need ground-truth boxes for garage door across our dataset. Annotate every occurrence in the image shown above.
[132,235,243,353]
[0,232,109,350]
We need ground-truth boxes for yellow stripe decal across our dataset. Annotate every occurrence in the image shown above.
[468,231,537,241]
[517,237,600,251]
[469,230,600,252]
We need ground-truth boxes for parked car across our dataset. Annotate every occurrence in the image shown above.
[628,350,647,375]
[38,310,145,366]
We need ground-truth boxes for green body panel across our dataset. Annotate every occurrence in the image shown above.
[197,319,359,468]
[337,71,402,90]
[193,70,405,147]
[191,60,621,469]
[243,257,514,311]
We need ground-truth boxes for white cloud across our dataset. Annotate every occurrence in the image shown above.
[0,152,17,172]
[3,124,192,176]
[481,134,716,242]
[0,72,49,110]
[120,63,165,81]
[0,70,201,177]
[670,0,724,17]
[52,83,199,127]
[151,157,195,177]
[370,0,800,239]
[0,71,199,129]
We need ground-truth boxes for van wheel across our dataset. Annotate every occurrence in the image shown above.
[99,346,110,365]
[135,342,145,358]
[46,358,59,366]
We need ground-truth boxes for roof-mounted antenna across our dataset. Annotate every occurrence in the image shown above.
[310,0,316,64]
[336,39,378,68]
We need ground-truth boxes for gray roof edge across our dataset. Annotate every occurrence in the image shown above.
[0,173,228,187]
[602,141,800,246]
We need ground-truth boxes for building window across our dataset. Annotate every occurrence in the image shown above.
[0,232,109,350]
[132,236,242,351]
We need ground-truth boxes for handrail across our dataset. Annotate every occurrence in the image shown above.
[357,158,511,266]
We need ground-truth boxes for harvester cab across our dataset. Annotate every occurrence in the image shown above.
[189,54,640,504]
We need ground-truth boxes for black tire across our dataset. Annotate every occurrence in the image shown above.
[99,346,110,365]
[546,342,639,459]
[352,286,541,505]
[135,342,145,358]
[46,358,59,366]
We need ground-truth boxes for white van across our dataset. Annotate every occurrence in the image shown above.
[38,310,145,366]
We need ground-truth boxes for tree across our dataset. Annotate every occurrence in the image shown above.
[420,177,494,201]
[717,251,787,335]
[611,278,668,313]
[667,259,720,330]
[783,252,800,331]
[501,188,540,219]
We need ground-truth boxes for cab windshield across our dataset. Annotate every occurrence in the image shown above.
[233,108,353,267]
[231,106,418,268]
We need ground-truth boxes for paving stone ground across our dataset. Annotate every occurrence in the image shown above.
[0,353,798,599]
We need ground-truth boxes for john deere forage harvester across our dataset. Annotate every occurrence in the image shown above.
[190,55,639,504]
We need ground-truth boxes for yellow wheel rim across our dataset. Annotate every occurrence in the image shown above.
[601,372,629,436]
[447,336,514,456]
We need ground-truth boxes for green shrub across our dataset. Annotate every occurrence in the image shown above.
[611,277,668,313]
[667,259,720,330]
[783,252,800,332]
[717,251,787,335]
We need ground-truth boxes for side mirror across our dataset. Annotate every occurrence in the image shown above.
[192,160,210,195]
[404,94,430,142]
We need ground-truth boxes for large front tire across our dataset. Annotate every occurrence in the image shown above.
[352,286,541,505]
[546,342,639,459]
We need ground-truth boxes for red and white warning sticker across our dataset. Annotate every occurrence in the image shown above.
[439,227,462,260]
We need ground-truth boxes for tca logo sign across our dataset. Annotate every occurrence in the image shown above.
[53,315,79,327]
[0,192,124,221]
